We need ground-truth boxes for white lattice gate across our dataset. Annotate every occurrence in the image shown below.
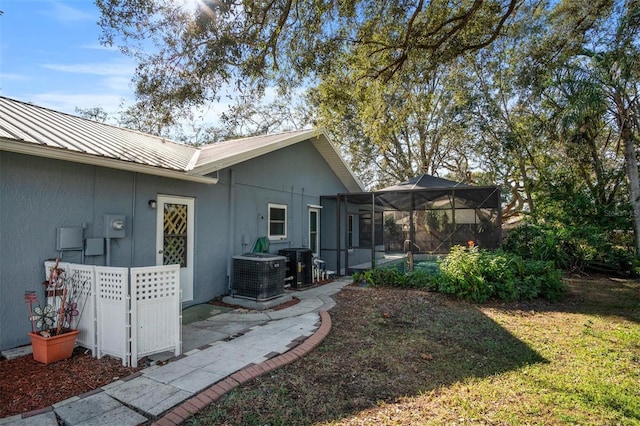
[130,265,181,368]
[95,267,129,363]
[42,262,181,367]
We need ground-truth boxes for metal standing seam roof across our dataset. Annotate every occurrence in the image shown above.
[0,96,364,191]
[0,96,196,171]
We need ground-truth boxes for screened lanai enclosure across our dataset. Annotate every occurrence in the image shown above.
[319,175,502,275]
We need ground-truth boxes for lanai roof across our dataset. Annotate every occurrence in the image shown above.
[0,96,364,191]
[339,174,498,212]
[379,174,470,191]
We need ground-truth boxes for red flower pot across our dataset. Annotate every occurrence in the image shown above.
[28,329,80,364]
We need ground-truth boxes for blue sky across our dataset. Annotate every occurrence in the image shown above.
[0,0,292,132]
[0,0,137,115]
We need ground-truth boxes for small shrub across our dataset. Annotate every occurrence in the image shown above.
[503,224,571,269]
[438,246,493,303]
[530,262,566,301]
[438,246,566,303]
[405,269,440,290]
[361,268,405,287]
[355,262,440,290]
[504,222,636,276]
[353,247,566,303]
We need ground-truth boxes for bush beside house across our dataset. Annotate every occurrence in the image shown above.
[354,246,566,304]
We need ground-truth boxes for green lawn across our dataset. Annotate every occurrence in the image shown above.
[188,276,640,425]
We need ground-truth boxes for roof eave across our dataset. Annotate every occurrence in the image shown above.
[190,128,364,193]
[1,138,218,185]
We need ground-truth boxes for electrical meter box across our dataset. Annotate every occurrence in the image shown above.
[104,214,126,239]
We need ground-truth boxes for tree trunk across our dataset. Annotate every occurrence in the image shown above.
[622,125,640,258]
[518,156,535,215]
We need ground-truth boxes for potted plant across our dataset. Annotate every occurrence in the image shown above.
[25,259,89,364]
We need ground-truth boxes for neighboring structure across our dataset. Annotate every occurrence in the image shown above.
[0,96,363,351]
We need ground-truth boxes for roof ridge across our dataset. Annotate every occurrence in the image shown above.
[186,149,201,171]
[200,128,313,149]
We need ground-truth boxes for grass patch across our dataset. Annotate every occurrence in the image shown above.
[188,277,640,425]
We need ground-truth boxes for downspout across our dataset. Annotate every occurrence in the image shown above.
[130,173,136,267]
[226,169,235,292]
[88,166,99,265]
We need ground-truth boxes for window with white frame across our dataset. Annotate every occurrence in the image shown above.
[309,208,320,254]
[268,203,287,240]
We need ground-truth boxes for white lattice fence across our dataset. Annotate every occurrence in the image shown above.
[44,261,96,355]
[67,264,96,354]
[42,262,181,367]
[130,265,181,368]
[95,267,129,366]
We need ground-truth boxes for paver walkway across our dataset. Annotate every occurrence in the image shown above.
[0,278,350,426]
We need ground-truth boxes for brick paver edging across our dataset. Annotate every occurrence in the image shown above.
[151,310,332,426]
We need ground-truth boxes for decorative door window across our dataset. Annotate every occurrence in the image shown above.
[163,203,188,267]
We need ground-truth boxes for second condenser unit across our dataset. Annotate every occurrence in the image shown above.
[278,248,313,289]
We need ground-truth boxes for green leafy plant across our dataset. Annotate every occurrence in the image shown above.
[355,263,440,291]
[353,246,565,303]
[437,246,566,303]
[504,222,636,276]
[438,246,492,303]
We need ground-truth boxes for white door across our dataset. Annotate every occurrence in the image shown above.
[156,195,194,302]
[309,207,320,255]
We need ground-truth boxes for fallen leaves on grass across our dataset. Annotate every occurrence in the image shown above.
[421,353,434,361]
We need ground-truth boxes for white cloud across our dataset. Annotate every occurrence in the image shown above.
[81,43,120,51]
[41,61,135,77]
[103,75,134,93]
[0,73,29,82]
[46,1,95,23]
[29,92,127,115]
[32,59,137,113]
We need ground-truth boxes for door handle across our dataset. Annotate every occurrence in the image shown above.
[158,250,164,254]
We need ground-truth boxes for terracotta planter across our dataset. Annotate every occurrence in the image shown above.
[28,329,80,364]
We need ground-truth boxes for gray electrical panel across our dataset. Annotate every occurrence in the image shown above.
[85,238,105,256]
[56,227,84,251]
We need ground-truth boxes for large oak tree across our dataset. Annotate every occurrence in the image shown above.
[97,0,639,257]
[97,0,521,128]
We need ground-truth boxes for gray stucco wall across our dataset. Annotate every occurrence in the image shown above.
[0,138,349,350]
[228,140,348,255]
